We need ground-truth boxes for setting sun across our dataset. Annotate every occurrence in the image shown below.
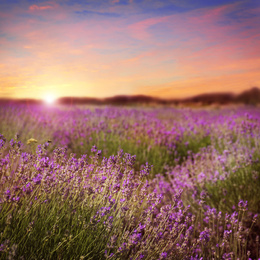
[44,94,56,104]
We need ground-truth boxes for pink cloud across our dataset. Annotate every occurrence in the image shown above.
[128,16,168,40]
[29,5,53,11]
[29,2,58,11]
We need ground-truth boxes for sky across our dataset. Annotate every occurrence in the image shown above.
[0,0,260,100]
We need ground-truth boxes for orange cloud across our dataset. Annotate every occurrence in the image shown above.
[29,2,57,11]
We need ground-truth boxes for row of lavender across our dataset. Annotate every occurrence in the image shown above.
[0,104,260,259]
[1,104,259,173]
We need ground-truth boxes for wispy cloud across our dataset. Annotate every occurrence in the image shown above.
[28,2,58,12]
[29,4,53,11]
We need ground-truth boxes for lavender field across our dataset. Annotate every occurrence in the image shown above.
[0,103,260,259]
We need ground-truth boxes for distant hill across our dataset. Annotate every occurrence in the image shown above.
[103,95,170,105]
[183,92,235,105]
[56,95,173,105]
[101,87,260,105]
[56,87,259,105]
[0,98,42,105]
[1,87,260,106]
[181,87,260,105]
[235,87,260,105]
[57,97,101,105]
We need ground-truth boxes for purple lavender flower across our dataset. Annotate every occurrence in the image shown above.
[128,231,142,245]
[199,228,210,245]
[140,162,152,177]
[238,200,248,211]
[160,252,168,259]
[91,145,97,153]
[32,174,42,185]
[0,139,5,149]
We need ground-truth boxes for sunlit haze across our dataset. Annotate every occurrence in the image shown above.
[44,94,56,104]
[0,0,259,100]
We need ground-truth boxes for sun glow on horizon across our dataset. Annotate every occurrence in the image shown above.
[44,94,56,104]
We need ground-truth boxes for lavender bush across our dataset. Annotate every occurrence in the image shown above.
[0,104,260,259]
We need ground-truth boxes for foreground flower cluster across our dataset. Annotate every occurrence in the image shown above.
[0,104,260,259]
[0,137,259,259]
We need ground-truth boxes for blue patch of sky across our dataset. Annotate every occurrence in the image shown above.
[133,0,237,16]
[19,13,47,21]
[113,0,129,5]
[138,3,189,17]
[186,0,238,9]
[75,10,121,18]
[0,0,244,9]
[0,0,47,9]
[147,23,173,38]
[141,0,259,20]
[26,0,47,3]
[0,0,20,4]
[226,6,260,22]
[66,0,247,19]
[59,0,109,7]
[0,34,17,42]
[215,2,260,34]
